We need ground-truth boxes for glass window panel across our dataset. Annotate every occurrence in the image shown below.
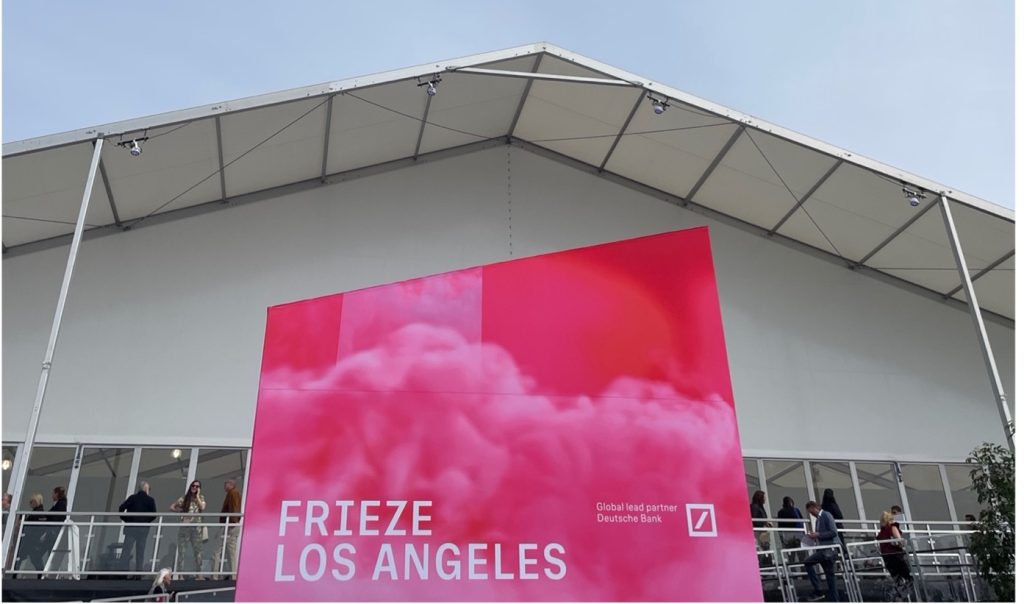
[138,448,191,512]
[902,464,952,522]
[3,444,17,495]
[744,459,761,502]
[19,446,76,512]
[73,448,134,574]
[944,464,983,522]
[856,462,901,524]
[2,444,16,529]
[73,448,134,512]
[810,461,859,521]
[763,460,807,512]
[194,449,247,501]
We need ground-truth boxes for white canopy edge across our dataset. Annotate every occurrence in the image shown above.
[2,42,1012,224]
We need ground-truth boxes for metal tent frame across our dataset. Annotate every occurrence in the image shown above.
[1,43,1013,558]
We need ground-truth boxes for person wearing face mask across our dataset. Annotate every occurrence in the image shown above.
[171,481,207,578]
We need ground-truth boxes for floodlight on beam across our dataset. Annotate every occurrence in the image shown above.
[902,184,927,208]
[417,74,442,97]
[647,94,668,115]
[116,137,148,157]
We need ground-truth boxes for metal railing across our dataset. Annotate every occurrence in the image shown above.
[752,517,990,601]
[3,511,242,581]
[92,586,236,602]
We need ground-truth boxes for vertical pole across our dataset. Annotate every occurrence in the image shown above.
[1,138,105,562]
[849,462,868,530]
[938,194,1014,451]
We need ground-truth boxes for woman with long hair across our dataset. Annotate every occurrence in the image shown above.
[820,488,846,549]
[750,490,771,550]
[170,480,206,578]
[148,567,173,601]
[776,496,804,547]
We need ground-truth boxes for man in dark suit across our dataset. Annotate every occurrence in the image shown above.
[119,481,157,575]
[804,500,840,602]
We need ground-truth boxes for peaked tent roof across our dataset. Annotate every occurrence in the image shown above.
[2,43,1013,321]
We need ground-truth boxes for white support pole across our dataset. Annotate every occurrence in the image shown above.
[1,138,105,563]
[938,194,1015,451]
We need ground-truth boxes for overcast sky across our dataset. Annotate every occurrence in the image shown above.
[2,0,1014,208]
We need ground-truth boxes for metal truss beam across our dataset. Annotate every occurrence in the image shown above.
[97,157,122,227]
[854,196,941,268]
[215,116,227,201]
[944,249,1015,298]
[683,125,744,204]
[320,94,335,182]
[452,67,635,87]
[598,90,647,172]
[508,137,1013,328]
[413,94,432,160]
[769,159,842,235]
[506,55,544,140]
[938,194,1013,450]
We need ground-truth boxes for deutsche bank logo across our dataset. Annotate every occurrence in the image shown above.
[685,503,717,537]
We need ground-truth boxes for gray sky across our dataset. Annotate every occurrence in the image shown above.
[2,0,1014,208]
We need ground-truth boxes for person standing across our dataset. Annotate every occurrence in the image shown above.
[820,489,846,549]
[804,500,840,602]
[38,487,68,572]
[876,510,912,594]
[219,479,242,580]
[749,490,772,549]
[170,481,206,578]
[19,494,48,576]
[118,481,157,576]
[776,496,804,547]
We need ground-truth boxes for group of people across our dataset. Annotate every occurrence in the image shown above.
[750,489,914,602]
[6,479,242,582]
[120,478,243,580]
[9,487,69,575]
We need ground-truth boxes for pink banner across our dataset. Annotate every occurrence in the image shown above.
[238,228,762,601]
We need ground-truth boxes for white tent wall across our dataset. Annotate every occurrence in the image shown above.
[2,145,1013,460]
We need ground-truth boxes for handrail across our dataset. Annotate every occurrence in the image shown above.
[757,516,978,527]
[10,511,242,517]
[4,513,246,579]
[91,586,236,602]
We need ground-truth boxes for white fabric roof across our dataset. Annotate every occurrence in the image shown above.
[2,43,1013,321]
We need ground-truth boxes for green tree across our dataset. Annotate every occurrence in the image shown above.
[966,442,1014,602]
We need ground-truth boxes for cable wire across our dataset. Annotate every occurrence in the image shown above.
[531,121,732,143]
[128,97,331,228]
[346,92,491,140]
[745,129,845,259]
[2,214,101,228]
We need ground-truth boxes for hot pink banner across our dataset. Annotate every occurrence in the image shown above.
[238,228,762,601]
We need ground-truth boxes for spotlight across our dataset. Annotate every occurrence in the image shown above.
[117,137,148,157]
[648,94,668,115]
[171,448,182,459]
[2,459,11,472]
[417,75,442,97]
[902,185,926,208]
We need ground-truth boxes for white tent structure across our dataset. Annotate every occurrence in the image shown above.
[1,43,1013,557]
